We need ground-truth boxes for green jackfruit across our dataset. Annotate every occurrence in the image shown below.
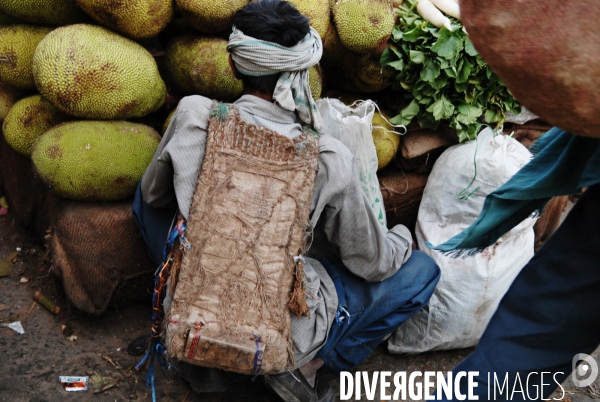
[31,120,161,201]
[0,0,88,26]
[0,25,53,89]
[353,52,393,93]
[372,110,400,170]
[331,0,394,54]
[288,0,330,38]
[176,0,248,34]
[321,25,392,93]
[309,65,323,100]
[3,94,69,156]
[166,35,242,101]
[32,24,166,120]
[0,83,24,121]
[76,0,174,39]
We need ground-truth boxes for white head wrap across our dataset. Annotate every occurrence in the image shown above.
[227,26,323,131]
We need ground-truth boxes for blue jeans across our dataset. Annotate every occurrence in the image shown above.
[317,252,440,373]
[131,182,177,266]
[437,184,600,401]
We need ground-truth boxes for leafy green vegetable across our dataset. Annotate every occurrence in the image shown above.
[381,0,521,142]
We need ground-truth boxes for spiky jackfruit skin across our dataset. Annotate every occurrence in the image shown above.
[176,0,248,34]
[166,35,242,101]
[308,65,323,100]
[3,94,69,156]
[353,52,394,93]
[331,0,394,54]
[372,110,400,170]
[31,121,161,201]
[32,24,166,120]
[0,25,52,89]
[76,0,174,39]
[321,25,391,93]
[0,0,88,26]
[0,83,24,121]
[288,0,330,38]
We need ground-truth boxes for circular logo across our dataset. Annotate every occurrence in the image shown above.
[572,353,599,388]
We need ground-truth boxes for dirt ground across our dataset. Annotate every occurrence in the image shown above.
[1,208,599,402]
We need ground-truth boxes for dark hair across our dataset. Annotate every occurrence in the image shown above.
[231,0,310,95]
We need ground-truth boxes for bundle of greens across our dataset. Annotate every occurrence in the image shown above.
[381,0,520,142]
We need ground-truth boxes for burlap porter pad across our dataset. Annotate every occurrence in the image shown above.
[164,104,319,374]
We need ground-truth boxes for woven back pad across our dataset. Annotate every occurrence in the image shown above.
[165,105,319,374]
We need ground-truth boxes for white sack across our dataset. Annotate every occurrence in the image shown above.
[388,128,537,353]
[317,98,387,229]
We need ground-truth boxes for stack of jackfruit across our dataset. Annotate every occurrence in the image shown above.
[0,0,402,205]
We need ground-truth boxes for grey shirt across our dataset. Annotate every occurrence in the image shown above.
[141,94,413,367]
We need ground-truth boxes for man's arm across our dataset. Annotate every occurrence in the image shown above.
[140,135,176,208]
[311,137,413,282]
[141,96,212,218]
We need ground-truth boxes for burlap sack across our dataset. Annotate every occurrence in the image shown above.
[379,165,429,237]
[164,105,319,374]
[461,0,600,138]
[503,119,553,150]
[397,147,448,176]
[397,125,458,174]
[50,199,155,315]
[400,124,458,159]
[0,133,57,240]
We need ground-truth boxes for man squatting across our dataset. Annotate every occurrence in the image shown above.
[132,1,441,401]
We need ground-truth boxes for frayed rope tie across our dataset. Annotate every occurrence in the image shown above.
[187,322,203,359]
[293,255,305,264]
[136,219,188,402]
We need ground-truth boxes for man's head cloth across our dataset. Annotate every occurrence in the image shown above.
[227,3,323,131]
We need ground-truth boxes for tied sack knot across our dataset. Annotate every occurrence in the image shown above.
[288,254,309,317]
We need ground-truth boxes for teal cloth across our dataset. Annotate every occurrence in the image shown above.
[428,127,600,255]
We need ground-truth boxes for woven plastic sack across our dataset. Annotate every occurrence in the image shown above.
[388,128,537,353]
[317,98,387,228]
[460,0,600,138]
